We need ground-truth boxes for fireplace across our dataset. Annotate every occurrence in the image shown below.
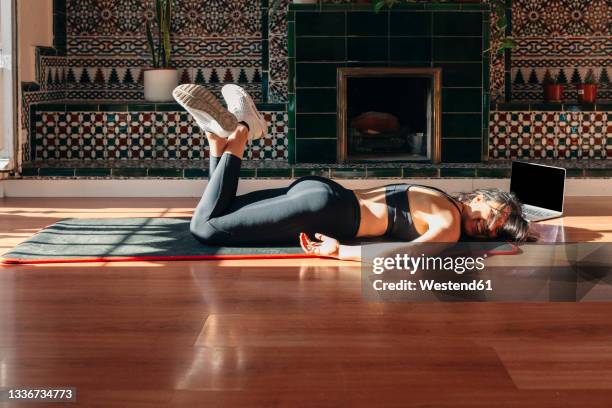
[337,68,441,163]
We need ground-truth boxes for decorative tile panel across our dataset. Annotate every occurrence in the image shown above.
[64,0,264,101]
[489,110,610,159]
[34,110,288,161]
[511,0,611,102]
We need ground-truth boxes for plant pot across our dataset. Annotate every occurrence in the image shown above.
[543,84,564,103]
[292,0,318,3]
[576,83,598,104]
[144,68,179,102]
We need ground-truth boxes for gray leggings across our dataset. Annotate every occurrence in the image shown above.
[190,153,360,245]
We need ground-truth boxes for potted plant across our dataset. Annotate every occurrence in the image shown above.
[144,0,178,102]
[543,69,563,103]
[576,69,598,104]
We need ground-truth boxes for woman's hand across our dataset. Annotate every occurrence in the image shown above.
[299,232,340,258]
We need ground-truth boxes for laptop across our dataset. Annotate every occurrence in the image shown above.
[510,161,566,222]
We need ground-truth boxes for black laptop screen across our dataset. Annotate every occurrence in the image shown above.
[510,162,565,212]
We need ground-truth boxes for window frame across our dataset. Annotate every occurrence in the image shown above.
[0,0,16,170]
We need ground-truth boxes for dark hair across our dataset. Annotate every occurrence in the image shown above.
[454,188,531,242]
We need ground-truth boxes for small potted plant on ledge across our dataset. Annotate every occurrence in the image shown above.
[144,0,178,102]
[576,69,598,104]
[543,69,563,103]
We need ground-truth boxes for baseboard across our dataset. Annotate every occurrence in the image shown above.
[1,178,610,197]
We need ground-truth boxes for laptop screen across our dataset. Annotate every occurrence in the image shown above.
[510,161,565,212]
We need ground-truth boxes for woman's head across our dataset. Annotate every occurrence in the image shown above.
[455,188,530,242]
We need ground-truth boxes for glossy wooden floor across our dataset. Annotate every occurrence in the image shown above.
[1,197,612,407]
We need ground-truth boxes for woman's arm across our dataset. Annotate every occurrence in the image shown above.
[302,223,460,261]
[337,223,460,261]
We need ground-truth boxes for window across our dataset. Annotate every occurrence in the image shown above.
[0,0,15,170]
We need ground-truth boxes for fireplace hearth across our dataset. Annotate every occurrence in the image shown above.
[337,67,441,163]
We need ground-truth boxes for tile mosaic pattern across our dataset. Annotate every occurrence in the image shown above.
[511,0,611,102]
[63,0,264,101]
[489,111,611,159]
[487,1,506,102]
[34,110,289,161]
[20,89,67,162]
[268,0,290,103]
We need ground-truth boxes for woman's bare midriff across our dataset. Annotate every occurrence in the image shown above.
[353,186,388,238]
[353,185,434,239]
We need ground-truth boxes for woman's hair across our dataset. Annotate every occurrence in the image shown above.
[454,188,531,242]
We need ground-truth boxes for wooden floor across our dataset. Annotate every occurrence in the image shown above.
[1,197,612,407]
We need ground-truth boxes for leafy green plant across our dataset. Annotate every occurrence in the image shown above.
[583,69,597,84]
[146,0,173,68]
[373,0,517,55]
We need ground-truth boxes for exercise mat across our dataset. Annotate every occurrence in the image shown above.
[1,218,311,264]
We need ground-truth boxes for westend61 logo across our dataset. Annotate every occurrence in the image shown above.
[372,254,487,275]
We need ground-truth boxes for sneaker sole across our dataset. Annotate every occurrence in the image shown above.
[222,85,267,139]
[173,85,238,132]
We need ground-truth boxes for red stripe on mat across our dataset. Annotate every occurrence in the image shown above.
[1,245,519,265]
[1,253,320,265]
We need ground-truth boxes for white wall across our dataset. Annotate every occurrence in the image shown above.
[18,0,53,83]
[15,0,53,168]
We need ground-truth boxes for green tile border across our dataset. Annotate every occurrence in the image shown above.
[331,168,367,178]
[20,163,612,180]
[366,168,403,178]
[293,167,331,178]
[147,168,183,178]
[184,168,209,178]
[32,101,287,112]
[256,168,293,178]
[75,168,111,177]
[21,167,40,177]
[475,168,510,178]
[439,168,477,177]
[402,167,439,178]
[38,168,76,177]
[111,168,148,178]
[492,102,610,112]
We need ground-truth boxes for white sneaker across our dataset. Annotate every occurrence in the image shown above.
[221,84,267,140]
[173,84,238,138]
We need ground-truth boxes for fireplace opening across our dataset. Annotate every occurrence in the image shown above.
[337,68,441,163]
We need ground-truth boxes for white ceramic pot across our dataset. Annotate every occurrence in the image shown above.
[144,68,179,102]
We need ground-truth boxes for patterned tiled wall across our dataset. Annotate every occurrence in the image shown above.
[19,0,611,168]
[510,0,611,102]
[63,0,264,101]
[33,108,288,161]
[489,110,611,159]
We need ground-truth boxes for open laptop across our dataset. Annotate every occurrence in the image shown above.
[510,161,566,222]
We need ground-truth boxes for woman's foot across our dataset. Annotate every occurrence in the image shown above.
[173,84,238,138]
[223,124,250,159]
[221,84,267,140]
[205,131,228,157]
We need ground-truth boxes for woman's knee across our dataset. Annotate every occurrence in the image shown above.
[190,218,223,244]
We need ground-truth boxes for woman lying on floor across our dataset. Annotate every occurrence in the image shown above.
[173,84,530,261]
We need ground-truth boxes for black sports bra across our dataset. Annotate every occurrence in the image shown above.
[384,184,462,241]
